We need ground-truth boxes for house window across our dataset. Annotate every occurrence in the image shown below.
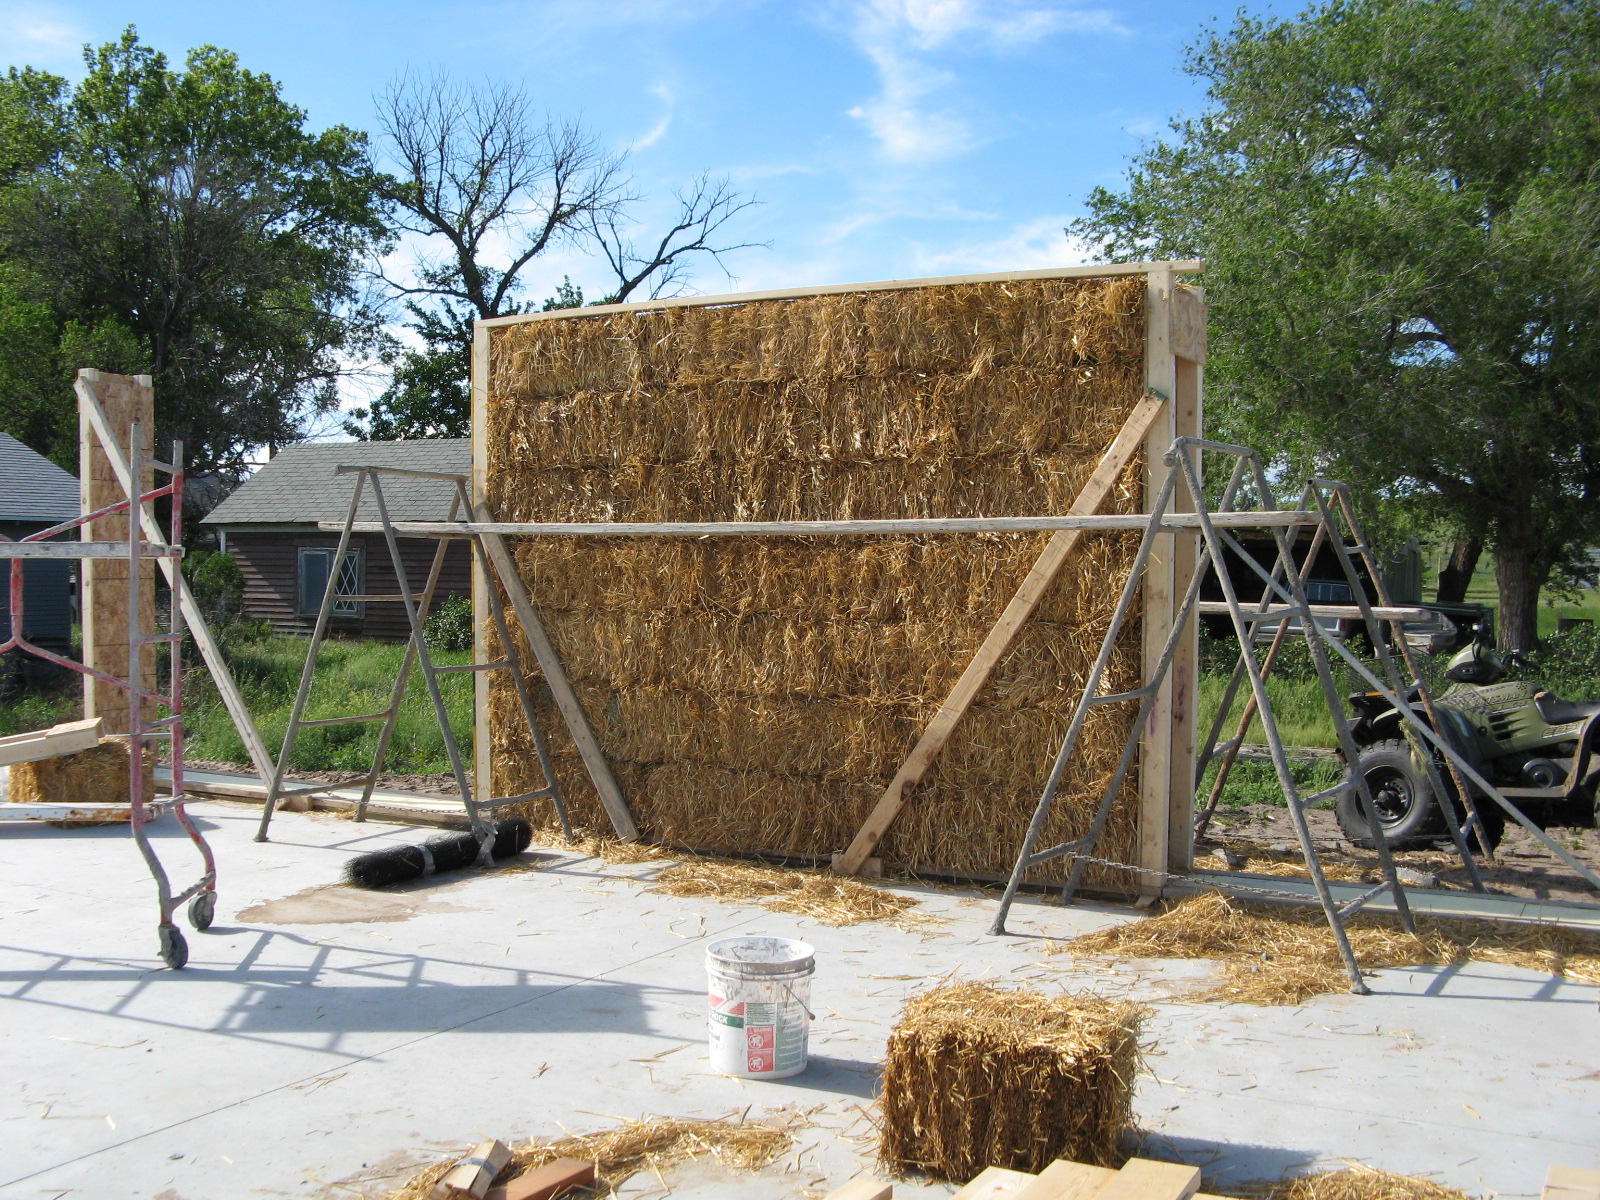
[298,547,363,617]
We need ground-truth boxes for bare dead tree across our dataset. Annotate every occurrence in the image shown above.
[587,174,765,304]
[376,73,763,319]
[376,72,626,320]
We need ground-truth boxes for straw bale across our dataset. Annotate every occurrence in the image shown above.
[485,275,1149,884]
[1062,891,1600,1005]
[8,738,154,825]
[877,981,1145,1180]
[387,1112,799,1200]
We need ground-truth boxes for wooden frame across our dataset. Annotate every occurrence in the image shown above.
[471,262,1205,892]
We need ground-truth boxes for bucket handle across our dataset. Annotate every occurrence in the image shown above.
[781,980,815,1021]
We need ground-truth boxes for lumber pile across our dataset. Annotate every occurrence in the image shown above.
[482,274,1149,884]
[828,1156,1210,1200]
[878,982,1145,1179]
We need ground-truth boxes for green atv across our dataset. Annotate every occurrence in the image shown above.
[1339,631,1600,850]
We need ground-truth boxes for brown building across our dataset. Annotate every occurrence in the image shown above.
[201,439,470,640]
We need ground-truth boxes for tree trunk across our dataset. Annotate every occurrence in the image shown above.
[1494,547,1544,651]
[1434,537,1482,604]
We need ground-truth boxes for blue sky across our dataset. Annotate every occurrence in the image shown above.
[1,1,1304,292]
[3,1,1295,433]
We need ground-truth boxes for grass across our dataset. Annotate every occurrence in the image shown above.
[183,622,474,773]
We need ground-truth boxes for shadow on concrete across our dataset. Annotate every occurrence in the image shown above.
[0,812,220,841]
[776,1054,880,1098]
[1127,1130,1319,1187]
[0,926,703,1055]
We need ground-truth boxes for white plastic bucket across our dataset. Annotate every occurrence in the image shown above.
[705,935,815,1079]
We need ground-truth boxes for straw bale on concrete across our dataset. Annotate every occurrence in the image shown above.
[877,981,1144,1179]
[9,737,153,824]
[483,276,1147,883]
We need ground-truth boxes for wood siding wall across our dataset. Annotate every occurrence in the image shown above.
[227,531,471,640]
[0,520,74,654]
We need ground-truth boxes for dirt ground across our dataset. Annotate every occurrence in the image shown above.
[186,757,1600,907]
[1198,802,1600,907]
[185,758,462,797]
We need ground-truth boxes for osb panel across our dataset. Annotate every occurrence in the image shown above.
[79,372,156,735]
[483,276,1147,887]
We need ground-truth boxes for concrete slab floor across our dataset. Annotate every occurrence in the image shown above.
[0,803,1595,1200]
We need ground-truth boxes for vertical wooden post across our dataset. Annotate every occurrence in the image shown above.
[79,370,155,735]
[1168,287,1206,876]
[471,323,494,803]
[1136,277,1206,892]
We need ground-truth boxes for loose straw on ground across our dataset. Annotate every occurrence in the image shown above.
[387,1113,799,1200]
[530,822,924,926]
[1061,891,1600,1005]
[1222,1165,1474,1200]
[649,859,920,926]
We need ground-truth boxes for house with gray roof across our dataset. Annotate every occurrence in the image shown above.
[202,439,470,639]
[0,432,79,657]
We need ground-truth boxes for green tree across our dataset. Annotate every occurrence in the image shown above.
[1073,0,1600,649]
[0,29,389,477]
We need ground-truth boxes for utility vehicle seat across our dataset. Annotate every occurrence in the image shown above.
[1535,692,1600,725]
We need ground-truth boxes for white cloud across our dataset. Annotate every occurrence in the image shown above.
[908,213,1093,274]
[0,2,86,71]
[632,81,675,150]
[839,1,1128,163]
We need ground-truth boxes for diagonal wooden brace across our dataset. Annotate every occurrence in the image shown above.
[834,391,1167,875]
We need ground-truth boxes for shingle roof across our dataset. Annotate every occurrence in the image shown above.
[202,439,471,526]
[0,433,79,523]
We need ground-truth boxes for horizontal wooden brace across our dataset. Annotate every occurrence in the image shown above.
[0,541,182,559]
[1198,602,1432,622]
[320,511,1317,539]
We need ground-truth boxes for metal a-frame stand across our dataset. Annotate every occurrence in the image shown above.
[989,437,1420,995]
[0,424,215,969]
[254,466,582,855]
[1197,477,1600,898]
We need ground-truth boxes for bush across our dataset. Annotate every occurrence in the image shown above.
[423,595,474,652]
[187,550,245,624]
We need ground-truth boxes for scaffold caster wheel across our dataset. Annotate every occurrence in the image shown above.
[158,923,189,970]
[188,891,216,931]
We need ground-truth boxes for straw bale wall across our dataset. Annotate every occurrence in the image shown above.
[481,275,1148,886]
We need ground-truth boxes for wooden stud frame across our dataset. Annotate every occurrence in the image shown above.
[471,262,1205,894]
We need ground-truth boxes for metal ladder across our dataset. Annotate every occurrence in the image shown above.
[988,436,1417,996]
[253,465,571,854]
[1194,479,1492,891]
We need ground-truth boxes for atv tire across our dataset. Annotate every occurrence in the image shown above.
[1337,740,1444,850]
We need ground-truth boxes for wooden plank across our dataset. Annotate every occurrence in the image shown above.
[1167,344,1204,877]
[1012,1161,1117,1200]
[1171,285,1207,364]
[835,391,1166,875]
[325,511,1314,538]
[480,260,1205,329]
[1095,1160,1202,1200]
[75,373,277,786]
[824,1178,894,1200]
[0,541,180,559]
[1138,266,1179,898]
[950,1167,1038,1200]
[1545,1165,1600,1200]
[474,517,640,841]
[0,718,102,767]
[432,1138,512,1200]
[472,322,494,812]
[0,802,167,821]
[1197,603,1432,621]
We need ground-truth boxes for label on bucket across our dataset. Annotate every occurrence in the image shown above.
[709,992,745,1028]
